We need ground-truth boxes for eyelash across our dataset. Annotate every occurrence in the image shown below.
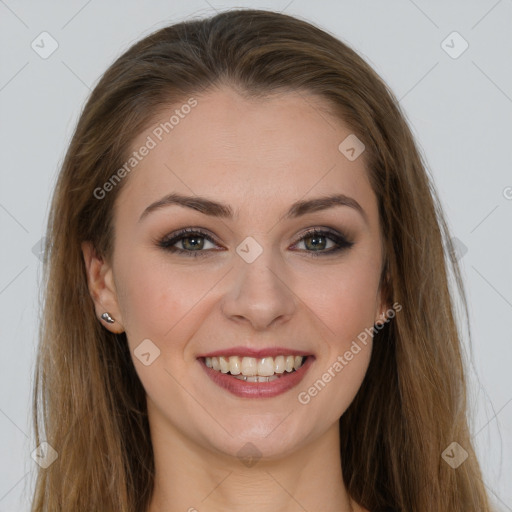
[156,227,354,258]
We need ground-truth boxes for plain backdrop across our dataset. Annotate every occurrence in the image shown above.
[0,1,511,510]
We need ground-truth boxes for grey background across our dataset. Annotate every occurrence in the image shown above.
[0,0,511,510]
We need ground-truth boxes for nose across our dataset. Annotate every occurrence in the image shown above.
[221,251,297,331]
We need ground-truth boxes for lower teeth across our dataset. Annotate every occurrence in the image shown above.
[232,374,281,382]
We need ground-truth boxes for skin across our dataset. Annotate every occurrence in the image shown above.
[83,85,388,512]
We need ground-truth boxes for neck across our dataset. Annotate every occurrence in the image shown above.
[146,411,357,512]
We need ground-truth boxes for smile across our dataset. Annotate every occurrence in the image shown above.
[199,354,314,398]
[205,355,306,382]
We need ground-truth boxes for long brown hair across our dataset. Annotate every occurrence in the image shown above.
[31,8,492,511]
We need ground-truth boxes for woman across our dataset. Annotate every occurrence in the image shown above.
[31,8,493,512]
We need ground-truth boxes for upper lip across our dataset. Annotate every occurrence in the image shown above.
[197,346,313,358]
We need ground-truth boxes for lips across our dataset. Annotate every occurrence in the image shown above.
[197,348,314,398]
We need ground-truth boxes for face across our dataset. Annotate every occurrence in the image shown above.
[84,86,388,461]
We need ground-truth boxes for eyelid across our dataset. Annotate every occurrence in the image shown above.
[292,226,352,243]
[159,227,219,245]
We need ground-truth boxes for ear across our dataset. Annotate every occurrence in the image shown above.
[81,241,125,334]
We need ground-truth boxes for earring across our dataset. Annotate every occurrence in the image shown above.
[101,312,115,324]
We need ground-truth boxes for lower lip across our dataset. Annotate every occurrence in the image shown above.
[198,356,314,398]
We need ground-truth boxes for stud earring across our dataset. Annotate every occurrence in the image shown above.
[101,312,115,324]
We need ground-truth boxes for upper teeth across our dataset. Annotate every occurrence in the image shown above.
[205,355,305,376]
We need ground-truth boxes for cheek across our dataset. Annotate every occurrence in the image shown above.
[113,256,209,399]
[114,252,223,349]
[118,269,172,338]
[301,254,382,342]
[294,253,380,414]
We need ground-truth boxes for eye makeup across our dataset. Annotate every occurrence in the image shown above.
[155,226,355,259]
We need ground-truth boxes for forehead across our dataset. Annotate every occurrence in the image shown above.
[115,86,376,224]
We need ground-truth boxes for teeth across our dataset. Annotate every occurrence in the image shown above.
[228,356,241,375]
[234,375,280,382]
[274,355,285,373]
[241,357,258,376]
[257,357,274,377]
[205,355,305,376]
[219,356,229,373]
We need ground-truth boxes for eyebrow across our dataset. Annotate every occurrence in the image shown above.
[138,192,368,223]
